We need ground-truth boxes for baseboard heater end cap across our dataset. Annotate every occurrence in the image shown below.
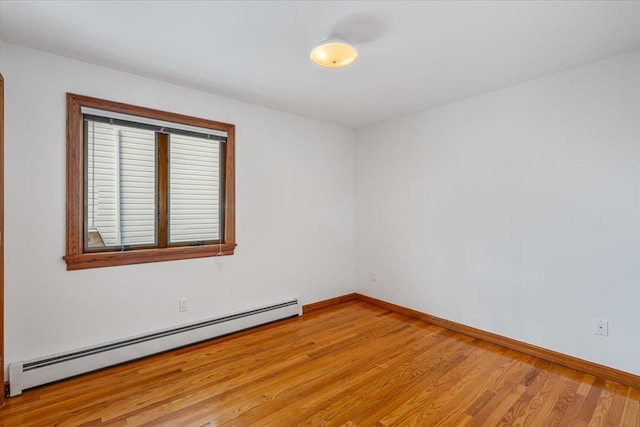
[9,362,24,397]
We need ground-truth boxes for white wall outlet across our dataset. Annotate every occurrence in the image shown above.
[370,272,376,283]
[179,298,189,312]
[595,319,608,336]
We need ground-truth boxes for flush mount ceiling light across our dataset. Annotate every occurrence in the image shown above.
[310,38,358,68]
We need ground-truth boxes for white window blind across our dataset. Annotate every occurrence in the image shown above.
[169,134,222,243]
[118,127,156,246]
[85,121,156,249]
[86,121,119,246]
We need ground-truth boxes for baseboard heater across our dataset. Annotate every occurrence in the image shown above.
[9,298,301,396]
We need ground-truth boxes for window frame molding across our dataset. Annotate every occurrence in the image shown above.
[64,93,236,270]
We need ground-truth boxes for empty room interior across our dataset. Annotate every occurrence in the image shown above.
[0,0,640,425]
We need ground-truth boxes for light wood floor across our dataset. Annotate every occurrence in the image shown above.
[1,301,639,426]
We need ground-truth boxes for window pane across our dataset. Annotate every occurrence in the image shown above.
[169,134,221,243]
[85,120,156,249]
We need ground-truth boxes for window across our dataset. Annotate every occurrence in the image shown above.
[65,93,236,270]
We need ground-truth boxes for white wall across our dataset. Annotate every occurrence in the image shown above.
[1,43,356,372]
[356,49,640,375]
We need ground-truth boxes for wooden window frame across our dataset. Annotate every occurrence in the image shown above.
[64,93,236,270]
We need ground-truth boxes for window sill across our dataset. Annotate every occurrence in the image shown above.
[63,244,237,270]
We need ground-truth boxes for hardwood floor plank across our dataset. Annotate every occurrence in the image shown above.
[311,335,478,425]
[227,320,438,425]
[0,300,638,426]
[602,382,627,426]
[254,324,459,425]
[542,368,584,426]
[476,383,530,426]
[620,386,640,425]
[587,380,616,426]
[380,343,502,425]
[513,366,572,425]
[580,376,607,422]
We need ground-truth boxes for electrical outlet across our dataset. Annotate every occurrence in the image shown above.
[179,298,188,312]
[370,272,376,283]
[595,319,608,336]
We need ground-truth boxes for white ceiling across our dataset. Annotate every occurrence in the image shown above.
[2,1,640,129]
